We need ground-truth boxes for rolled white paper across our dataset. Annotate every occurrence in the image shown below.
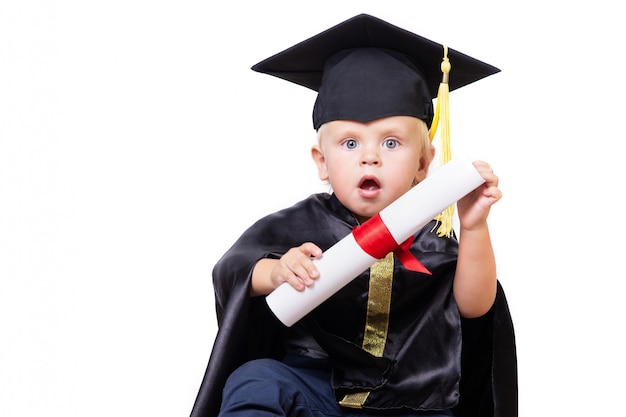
[265,157,485,327]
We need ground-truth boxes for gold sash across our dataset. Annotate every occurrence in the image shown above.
[339,252,394,408]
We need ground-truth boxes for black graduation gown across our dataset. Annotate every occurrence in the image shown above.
[190,193,517,417]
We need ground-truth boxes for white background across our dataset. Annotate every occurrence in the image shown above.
[1,1,624,416]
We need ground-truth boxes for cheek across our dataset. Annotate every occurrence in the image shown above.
[324,155,346,177]
[326,163,352,192]
[391,156,424,186]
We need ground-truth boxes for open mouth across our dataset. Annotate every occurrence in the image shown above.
[359,177,381,191]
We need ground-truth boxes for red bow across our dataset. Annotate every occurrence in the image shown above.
[352,213,431,275]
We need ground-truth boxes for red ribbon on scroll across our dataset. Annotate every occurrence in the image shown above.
[352,213,431,275]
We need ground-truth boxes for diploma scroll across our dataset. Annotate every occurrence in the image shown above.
[265,157,485,327]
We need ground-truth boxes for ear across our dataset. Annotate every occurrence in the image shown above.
[311,145,329,181]
[414,144,436,184]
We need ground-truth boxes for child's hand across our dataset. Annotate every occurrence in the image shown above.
[272,242,323,291]
[456,161,502,231]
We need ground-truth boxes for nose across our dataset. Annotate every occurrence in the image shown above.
[360,147,380,166]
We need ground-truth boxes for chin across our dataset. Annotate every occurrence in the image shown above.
[345,199,385,223]
[352,209,377,224]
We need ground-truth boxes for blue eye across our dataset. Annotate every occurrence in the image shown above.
[384,139,398,149]
[343,139,358,149]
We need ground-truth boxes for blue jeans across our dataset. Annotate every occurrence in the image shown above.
[219,355,453,417]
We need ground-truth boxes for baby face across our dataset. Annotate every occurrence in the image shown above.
[312,116,434,223]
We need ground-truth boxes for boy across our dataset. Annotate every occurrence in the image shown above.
[191,14,517,417]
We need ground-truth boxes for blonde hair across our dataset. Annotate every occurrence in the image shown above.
[415,118,433,166]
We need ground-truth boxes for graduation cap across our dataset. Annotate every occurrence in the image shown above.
[252,13,499,237]
[252,13,499,130]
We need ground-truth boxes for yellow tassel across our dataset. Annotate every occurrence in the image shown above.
[429,46,454,238]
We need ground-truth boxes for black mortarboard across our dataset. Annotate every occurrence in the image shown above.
[251,13,500,130]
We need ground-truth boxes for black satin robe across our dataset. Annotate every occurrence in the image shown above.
[190,193,517,417]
